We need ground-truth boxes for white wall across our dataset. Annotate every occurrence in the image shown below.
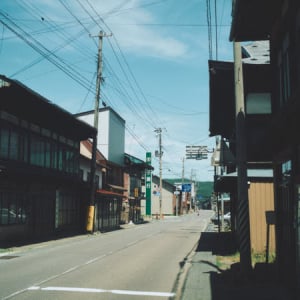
[107,110,125,166]
[79,157,102,189]
[151,182,174,216]
[77,108,125,166]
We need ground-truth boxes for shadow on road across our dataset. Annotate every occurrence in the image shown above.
[195,232,291,300]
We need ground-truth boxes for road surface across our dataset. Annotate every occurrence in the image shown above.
[0,210,213,300]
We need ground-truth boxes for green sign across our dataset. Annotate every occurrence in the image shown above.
[146,152,152,215]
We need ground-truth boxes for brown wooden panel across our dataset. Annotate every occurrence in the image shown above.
[248,182,275,253]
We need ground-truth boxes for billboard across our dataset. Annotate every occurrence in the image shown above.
[186,145,208,160]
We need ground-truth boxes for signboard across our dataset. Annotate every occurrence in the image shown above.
[145,152,152,215]
[186,145,208,160]
[182,183,191,192]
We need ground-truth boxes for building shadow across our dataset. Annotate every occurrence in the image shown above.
[195,232,291,300]
[195,231,237,256]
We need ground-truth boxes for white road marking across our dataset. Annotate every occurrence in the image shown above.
[28,286,175,297]
[126,240,138,247]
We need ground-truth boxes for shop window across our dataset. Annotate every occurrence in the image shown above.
[55,190,80,228]
[0,191,28,225]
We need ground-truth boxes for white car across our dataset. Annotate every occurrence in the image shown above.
[211,212,231,225]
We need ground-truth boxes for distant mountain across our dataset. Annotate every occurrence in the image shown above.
[195,181,214,200]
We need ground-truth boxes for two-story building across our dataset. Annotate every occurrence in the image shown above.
[0,75,96,244]
[230,0,300,293]
[123,153,154,223]
[75,108,126,232]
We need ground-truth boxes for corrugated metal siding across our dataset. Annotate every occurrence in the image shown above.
[248,182,276,253]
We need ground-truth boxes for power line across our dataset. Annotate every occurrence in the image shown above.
[214,0,218,60]
[82,0,163,128]
[206,0,213,60]
[0,13,92,90]
[108,23,230,27]
[72,0,158,128]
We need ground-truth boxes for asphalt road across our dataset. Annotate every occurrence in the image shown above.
[0,210,213,300]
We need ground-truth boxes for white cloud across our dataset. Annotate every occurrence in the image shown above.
[90,0,189,59]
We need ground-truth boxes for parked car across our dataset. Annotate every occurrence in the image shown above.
[211,212,231,226]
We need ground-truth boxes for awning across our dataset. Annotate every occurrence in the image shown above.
[215,169,273,193]
[96,189,126,198]
[107,184,127,192]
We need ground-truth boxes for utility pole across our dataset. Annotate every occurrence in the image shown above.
[233,41,252,275]
[155,128,163,220]
[181,157,185,214]
[86,31,111,233]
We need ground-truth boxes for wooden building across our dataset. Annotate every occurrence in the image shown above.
[209,52,273,260]
[216,169,275,254]
[230,0,300,293]
[123,153,153,223]
[0,75,96,244]
[79,139,125,232]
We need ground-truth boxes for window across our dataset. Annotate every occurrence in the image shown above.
[0,111,79,174]
[10,130,18,160]
[19,132,29,163]
[95,175,100,188]
[0,190,28,225]
[0,127,9,159]
[45,142,51,168]
[51,142,58,169]
[30,135,45,166]
[55,190,80,228]
[79,169,84,181]
[246,93,271,114]
[0,126,22,161]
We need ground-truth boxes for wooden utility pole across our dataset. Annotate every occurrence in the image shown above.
[181,157,185,214]
[233,41,252,275]
[86,31,111,233]
[155,128,163,220]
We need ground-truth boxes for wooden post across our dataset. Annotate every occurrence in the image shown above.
[234,41,252,276]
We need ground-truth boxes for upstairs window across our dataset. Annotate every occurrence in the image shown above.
[246,93,271,114]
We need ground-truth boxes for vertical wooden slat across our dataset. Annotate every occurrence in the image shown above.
[248,182,275,253]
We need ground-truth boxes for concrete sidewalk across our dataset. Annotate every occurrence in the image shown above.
[180,228,292,300]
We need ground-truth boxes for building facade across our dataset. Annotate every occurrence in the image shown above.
[75,107,125,166]
[0,75,96,244]
[151,175,175,216]
[230,0,300,292]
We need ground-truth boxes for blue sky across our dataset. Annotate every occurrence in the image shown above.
[0,0,233,181]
